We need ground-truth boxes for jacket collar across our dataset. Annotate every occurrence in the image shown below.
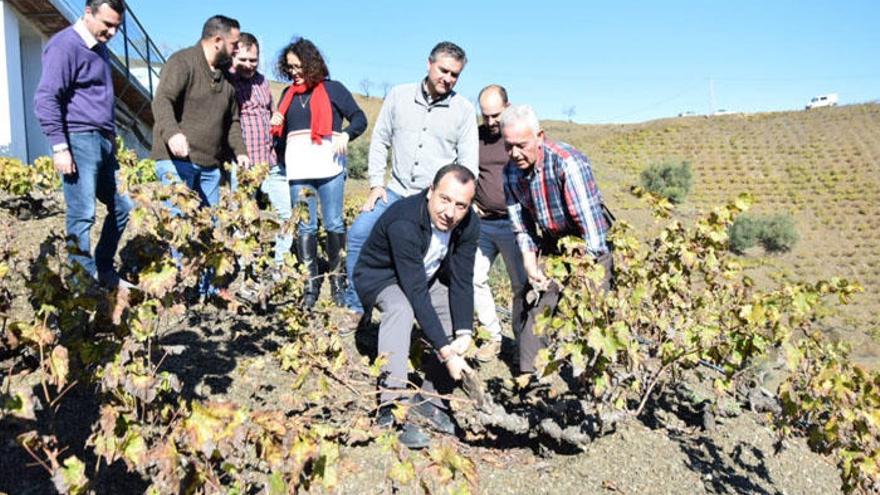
[415,78,454,108]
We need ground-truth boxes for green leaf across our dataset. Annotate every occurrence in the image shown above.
[388,460,416,485]
[3,386,36,420]
[122,431,147,467]
[266,472,287,495]
[52,456,88,495]
[138,263,179,298]
[733,193,753,211]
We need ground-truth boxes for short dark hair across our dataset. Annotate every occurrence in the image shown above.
[275,38,329,86]
[239,32,259,52]
[201,15,240,41]
[429,41,467,64]
[86,0,125,14]
[432,163,475,189]
[478,84,508,105]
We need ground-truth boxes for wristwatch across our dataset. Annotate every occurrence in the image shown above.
[52,143,69,153]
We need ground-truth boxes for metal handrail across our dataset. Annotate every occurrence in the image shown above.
[51,0,167,99]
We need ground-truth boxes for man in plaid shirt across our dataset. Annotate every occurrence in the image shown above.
[501,104,614,375]
[231,33,298,269]
[230,32,276,172]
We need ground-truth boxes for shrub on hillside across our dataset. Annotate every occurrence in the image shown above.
[639,160,693,204]
[760,214,799,252]
[346,139,369,180]
[728,214,761,253]
[727,213,799,254]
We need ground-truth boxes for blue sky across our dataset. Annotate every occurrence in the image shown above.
[125,0,879,124]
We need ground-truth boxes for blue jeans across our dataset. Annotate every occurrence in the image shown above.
[473,217,528,340]
[290,172,346,235]
[261,165,347,264]
[155,159,221,207]
[155,159,221,295]
[343,188,402,312]
[261,165,294,264]
[62,131,133,277]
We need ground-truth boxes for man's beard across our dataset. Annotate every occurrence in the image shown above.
[214,47,233,70]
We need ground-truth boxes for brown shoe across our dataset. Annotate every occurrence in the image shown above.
[474,340,502,362]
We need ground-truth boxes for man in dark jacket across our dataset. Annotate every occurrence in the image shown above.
[354,164,478,449]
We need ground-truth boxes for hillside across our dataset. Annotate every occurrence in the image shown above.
[562,104,880,365]
[268,82,879,361]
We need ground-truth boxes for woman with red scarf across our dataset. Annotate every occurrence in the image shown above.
[266,38,367,308]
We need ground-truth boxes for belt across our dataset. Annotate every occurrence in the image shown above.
[478,212,508,221]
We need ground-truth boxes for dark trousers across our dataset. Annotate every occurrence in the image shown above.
[516,249,614,374]
[375,281,455,409]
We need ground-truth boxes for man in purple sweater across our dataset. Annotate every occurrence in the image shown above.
[34,0,133,287]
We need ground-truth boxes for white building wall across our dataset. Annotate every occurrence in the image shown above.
[19,19,49,162]
[0,1,28,160]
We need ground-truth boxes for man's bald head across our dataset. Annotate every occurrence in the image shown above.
[478,84,509,137]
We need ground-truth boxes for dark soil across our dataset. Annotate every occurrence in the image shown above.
[0,193,845,494]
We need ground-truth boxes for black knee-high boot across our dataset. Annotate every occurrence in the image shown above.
[326,231,346,306]
[296,233,319,308]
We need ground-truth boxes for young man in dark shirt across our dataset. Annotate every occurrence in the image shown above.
[471,85,528,361]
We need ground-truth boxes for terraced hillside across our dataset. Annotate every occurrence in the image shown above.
[552,103,880,364]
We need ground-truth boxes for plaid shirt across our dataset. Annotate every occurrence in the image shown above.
[231,71,276,166]
[504,138,610,256]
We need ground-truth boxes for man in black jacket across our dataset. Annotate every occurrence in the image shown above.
[354,164,478,448]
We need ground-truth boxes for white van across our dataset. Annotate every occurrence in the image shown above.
[806,93,838,110]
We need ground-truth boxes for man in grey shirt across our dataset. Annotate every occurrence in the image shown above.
[342,41,479,317]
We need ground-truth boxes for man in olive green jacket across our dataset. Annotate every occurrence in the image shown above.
[151,14,250,206]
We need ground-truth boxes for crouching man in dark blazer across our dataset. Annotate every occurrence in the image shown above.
[354,164,478,449]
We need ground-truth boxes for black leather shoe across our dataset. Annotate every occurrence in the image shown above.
[410,394,456,435]
[398,422,430,449]
[376,405,394,429]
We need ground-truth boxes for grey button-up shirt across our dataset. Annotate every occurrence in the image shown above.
[368,81,479,197]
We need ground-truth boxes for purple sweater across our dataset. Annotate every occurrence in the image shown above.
[34,25,115,146]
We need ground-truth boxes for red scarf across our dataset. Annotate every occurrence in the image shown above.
[271,81,332,144]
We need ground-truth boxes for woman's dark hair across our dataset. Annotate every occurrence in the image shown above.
[275,38,329,86]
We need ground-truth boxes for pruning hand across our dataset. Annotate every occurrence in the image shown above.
[449,335,472,355]
[445,354,473,381]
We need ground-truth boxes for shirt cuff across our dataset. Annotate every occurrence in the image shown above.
[454,329,472,338]
[516,232,538,253]
[49,135,67,147]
